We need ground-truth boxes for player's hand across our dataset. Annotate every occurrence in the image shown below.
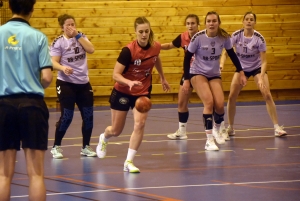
[257,76,266,89]
[161,79,170,92]
[128,81,142,91]
[182,80,190,94]
[239,71,247,87]
[63,66,73,76]
[66,26,78,37]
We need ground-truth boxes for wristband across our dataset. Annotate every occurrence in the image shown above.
[75,33,82,40]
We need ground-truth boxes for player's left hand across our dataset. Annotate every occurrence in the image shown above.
[161,79,170,92]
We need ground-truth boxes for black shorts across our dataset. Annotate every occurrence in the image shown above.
[179,74,193,88]
[0,94,49,151]
[109,88,151,111]
[190,74,221,81]
[236,67,267,78]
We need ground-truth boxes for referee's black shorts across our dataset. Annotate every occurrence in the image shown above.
[0,94,49,151]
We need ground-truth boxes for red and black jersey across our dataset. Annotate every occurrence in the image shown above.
[114,40,161,96]
[172,31,191,52]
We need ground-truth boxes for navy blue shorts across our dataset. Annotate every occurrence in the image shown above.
[0,94,49,151]
[109,88,151,111]
[236,67,266,78]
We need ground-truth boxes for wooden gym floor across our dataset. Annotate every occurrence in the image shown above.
[10,101,300,201]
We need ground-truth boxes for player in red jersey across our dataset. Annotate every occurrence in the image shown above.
[161,14,200,140]
[96,17,170,173]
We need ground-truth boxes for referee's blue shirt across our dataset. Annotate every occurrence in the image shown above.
[0,18,52,97]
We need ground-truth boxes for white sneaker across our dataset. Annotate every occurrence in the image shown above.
[167,129,188,140]
[124,160,140,173]
[212,126,225,144]
[227,127,235,136]
[275,126,287,137]
[51,145,63,159]
[205,138,219,151]
[96,133,108,158]
[81,145,97,157]
[220,122,230,141]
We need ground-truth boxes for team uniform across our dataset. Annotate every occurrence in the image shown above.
[226,29,287,137]
[167,31,195,140]
[231,29,266,77]
[97,40,162,173]
[109,40,161,111]
[50,33,94,158]
[184,29,238,150]
[187,29,232,79]
[0,18,52,150]
[172,31,194,85]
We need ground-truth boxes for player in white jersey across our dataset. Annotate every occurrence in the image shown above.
[183,11,247,151]
[220,12,287,137]
[50,14,97,159]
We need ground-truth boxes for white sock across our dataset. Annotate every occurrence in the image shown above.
[179,122,187,133]
[205,130,213,139]
[214,123,221,129]
[274,124,279,129]
[126,148,137,161]
[102,133,109,142]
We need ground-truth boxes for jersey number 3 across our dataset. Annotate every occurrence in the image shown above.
[211,47,215,55]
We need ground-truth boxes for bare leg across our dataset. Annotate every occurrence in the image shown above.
[0,149,16,201]
[104,109,128,138]
[227,73,244,129]
[129,108,148,150]
[24,148,46,201]
[254,74,278,125]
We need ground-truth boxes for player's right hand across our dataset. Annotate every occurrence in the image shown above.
[63,66,73,76]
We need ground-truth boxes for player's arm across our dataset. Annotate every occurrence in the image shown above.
[154,56,170,92]
[220,49,227,71]
[77,35,95,54]
[257,51,267,89]
[161,42,176,50]
[161,35,181,50]
[226,48,247,86]
[40,68,53,89]
[260,51,267,77]
[51,56,73,76]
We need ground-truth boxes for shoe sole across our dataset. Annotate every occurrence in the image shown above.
[80,153,97,157]
[96,145,106,158]
[167,135,188,140]
[205,148,219,151]
[51,155,63,159]
[275,133,287,137]
[124,168,140,173]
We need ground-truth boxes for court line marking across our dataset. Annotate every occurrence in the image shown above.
[11,179,300,198]
[47,133,300,149]
[49,103,300,114]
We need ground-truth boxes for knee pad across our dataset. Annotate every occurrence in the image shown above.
[203,114,213,130]
[82,106,93,130]
[213,112,224,124]
[58,108,74,132]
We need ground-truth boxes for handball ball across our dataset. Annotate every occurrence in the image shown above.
[135,96,152,113]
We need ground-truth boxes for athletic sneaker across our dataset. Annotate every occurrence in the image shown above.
[51,145,63,159]
[205,138,219,151]
[212,126,225,144]
[81,145,97,157]
[220,122,230,141]
[96,133,108,158]
[124,160,140,173]
[227,127,235,136]
[275,126,287,137]
[167,129,188,140]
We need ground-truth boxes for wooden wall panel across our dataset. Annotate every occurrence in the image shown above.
[28,0,300,107]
